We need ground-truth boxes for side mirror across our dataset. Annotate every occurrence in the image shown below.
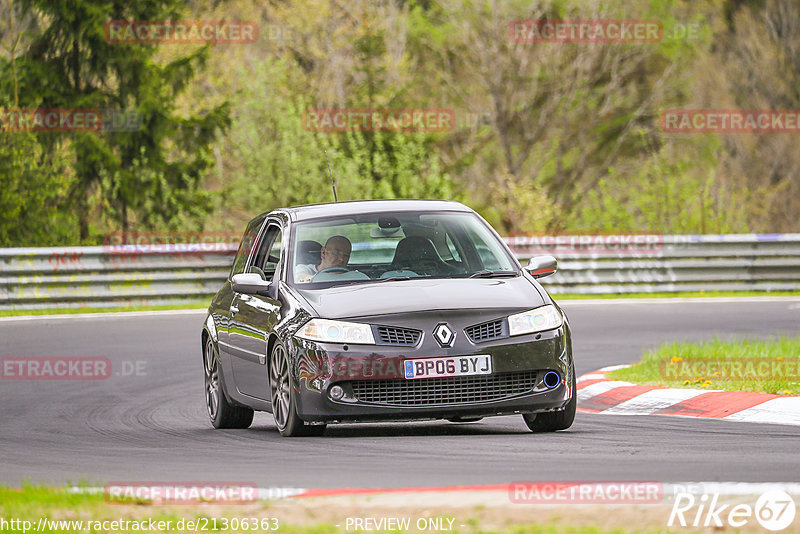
[524,255,557,279]
[231,273,271,295]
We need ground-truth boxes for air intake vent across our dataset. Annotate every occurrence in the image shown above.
[465,319,505,343]
[376,326,421,346]
[348,371,538,406]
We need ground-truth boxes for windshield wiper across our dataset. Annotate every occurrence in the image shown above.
[468,270,518,278]
[373,276,414,282]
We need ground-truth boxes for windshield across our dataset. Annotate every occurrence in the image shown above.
[288,210,518,287]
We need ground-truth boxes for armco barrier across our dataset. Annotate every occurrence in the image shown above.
[0,234,798,310]
[0,244,237,310]
[506,233,800,295]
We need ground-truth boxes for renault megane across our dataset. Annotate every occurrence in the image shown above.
[201,200,575,436]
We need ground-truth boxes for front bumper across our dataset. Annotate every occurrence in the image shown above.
[289,324,573,423]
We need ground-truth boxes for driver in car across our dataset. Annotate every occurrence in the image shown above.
[294,235,352,282]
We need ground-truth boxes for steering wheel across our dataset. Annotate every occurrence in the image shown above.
[311,266,350,281]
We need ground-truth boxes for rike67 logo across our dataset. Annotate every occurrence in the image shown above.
[669,490,796,531]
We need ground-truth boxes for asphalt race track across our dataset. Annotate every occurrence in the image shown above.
[1,298,799,488]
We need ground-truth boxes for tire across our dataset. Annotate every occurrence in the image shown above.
[447,416,483,423]
[523,366,576,432]
[269,341,327,437]
[204,336,254,429]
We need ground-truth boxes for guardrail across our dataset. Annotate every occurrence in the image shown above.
[507,233,800,294]
[1,234,798,310]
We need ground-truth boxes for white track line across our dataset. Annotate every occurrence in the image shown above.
[577,380,635,402]
[602,388,707,415]
[595,364,632,373]
[577,373,608,382]
[662,482,800,496]
[723,397,800,426]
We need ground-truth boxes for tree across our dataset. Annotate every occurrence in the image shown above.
[405,0,701,233]
[217,58,457,226]
[5,0,229,242]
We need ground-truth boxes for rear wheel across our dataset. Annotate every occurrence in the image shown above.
[523,367,576,432]
[204,337,254,429]
[270,341,326,437]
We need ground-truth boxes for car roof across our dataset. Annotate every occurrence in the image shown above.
[265,199,474,222]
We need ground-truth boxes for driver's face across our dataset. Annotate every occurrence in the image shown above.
[319,239,351,269]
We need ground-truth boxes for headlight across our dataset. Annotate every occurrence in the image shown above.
[508,305,563,336]
[295,319,375,344]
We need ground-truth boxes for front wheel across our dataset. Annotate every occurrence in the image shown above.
[270,341,326,437]
[522,367,576,432]
[204,337,254,429]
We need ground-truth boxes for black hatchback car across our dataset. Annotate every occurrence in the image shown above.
[201,200,575,436]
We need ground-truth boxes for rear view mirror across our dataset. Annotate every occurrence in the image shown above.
[231,273,271,295]
[524,255,557,278]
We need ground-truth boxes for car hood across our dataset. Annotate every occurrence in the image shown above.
[294,276,546,320]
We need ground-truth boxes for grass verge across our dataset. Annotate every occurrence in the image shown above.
[607,336,800,395]
[0,485,681,533]
[0,301,208,317]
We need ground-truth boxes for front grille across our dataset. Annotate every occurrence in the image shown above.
[376,326,421,346]
[465,319,505,343]
[348,371,538,406]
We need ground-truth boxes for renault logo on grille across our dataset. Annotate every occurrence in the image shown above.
[433,323,455,347]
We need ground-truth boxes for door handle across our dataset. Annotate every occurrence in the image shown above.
[229,305,239,315]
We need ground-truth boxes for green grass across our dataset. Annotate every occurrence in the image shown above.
[0,485,301,534]
[608,336,800,395]
[0,301,208,317]
[553,290,800,300]
[0,486,674,533]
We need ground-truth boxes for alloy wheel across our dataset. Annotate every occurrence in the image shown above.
[204,338,220,420]
[270,344,291,429]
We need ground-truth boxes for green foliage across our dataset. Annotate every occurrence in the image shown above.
[573,133,750,233]
[1,0,228,243]
[215,59,459,230]
[0,132,75,246]
[0,0,797,245]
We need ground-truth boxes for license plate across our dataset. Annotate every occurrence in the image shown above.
[404,355,492,380]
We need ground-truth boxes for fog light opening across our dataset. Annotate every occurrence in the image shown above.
[543,371,561,389]
[329,385,344,400]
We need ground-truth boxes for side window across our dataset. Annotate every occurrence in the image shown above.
[249,224,282,282]
[264,230,282,278]
[230,216,265,277]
